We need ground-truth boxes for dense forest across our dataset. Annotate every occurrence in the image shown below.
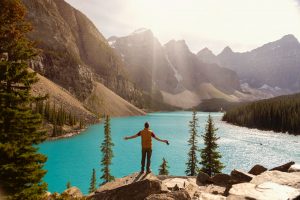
[33,101,85,137]
[194,98,249,112]
[222,93,300,135]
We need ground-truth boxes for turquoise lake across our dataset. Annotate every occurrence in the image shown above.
[39,112,300,194]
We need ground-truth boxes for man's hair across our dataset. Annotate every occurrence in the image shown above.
[144,122,149,128]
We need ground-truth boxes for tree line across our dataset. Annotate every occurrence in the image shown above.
[33,100,85,137]
[222,93,300,135]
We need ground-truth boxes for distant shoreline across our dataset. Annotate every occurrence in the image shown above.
[46,128,88,141]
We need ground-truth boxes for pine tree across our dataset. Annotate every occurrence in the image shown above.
[185,110,199,176]
[66,181,71,189]
[200,115,224,176]
[100,115,114,185]
[45,101,50,120]
[79,119,84,129]
[89,168,97,193]
[0,0,47,199]
[159,158,170,175]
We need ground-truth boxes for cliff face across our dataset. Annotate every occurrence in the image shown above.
[23,0,137,103]
[22,0,147,118]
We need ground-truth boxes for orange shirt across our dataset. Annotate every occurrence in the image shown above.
[137,128,156,149]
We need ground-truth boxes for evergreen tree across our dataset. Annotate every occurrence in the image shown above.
[0,0,47,199]
[200,115,224,176]
[44,101,50,120]
[185,110,199,176]
[159,158,170,175]
[100,115,114,185]
[66,181,71,189]
[89,168,97,193]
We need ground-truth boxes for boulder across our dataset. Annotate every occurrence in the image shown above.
[96,172,159,193]
[91,179,163,200]
[162,177,197,190]
[161,177,198,197]
[288,164,300,172]
[193,191,226,200]
[145,190,191,200]
[228,182,300,200]
[230,169,254,184]
[50,192,60,199]
[248,164,267,175]
[62,187,83,198]
[270,161,295,172]
[250,170,300,189]
[198,184,226,195]
[157,175,197,181]
[196,171,211,185]
[184,182,201,198]
[226,195,248,200]
[173,184,180,191]
[210,173,231,186]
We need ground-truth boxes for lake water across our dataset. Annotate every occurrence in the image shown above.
[39,112,300,194]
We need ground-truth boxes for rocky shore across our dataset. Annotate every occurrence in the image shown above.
[46,128,88,141]
[44,162,300,200]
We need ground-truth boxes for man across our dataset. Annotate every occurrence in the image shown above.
[124,122,169,173]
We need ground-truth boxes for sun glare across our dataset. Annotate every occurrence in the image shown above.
[66,0,300,53]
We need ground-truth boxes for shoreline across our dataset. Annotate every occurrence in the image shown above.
[46,128,88,141]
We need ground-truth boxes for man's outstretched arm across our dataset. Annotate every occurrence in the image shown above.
[153,134,169,145]
[124,132,140,140]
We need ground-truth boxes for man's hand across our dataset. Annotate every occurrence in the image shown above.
[164,140,169,145]
[124,136,129,140]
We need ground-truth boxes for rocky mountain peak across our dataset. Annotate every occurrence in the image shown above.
[256,34,300,52]
[197,47,216,58]
[198,47,214,55]
[280,34,299,44]
[164,39,190,53]
[130,28,154,38]
[218,46,233,56]
[197,47,220,65]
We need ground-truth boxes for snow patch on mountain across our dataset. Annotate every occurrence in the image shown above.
[165,55,183,82]
[108,40,116,48]
[259,84,282,92]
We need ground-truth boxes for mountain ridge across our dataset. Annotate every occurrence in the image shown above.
[109,30,242,108]
[196,34,300,93]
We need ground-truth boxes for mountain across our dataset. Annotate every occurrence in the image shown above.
[109,30,242,108]
[217,35,300,92]
[23,0,147,117]
[197,47,220,65]
[108,29,178,94]
[165,40,241,93]
[32,71,97,124]
[31,70,145,137]
[24,0,135,101]
[84,82,146,116]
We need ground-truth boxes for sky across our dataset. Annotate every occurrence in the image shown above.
[65,0,300,54]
